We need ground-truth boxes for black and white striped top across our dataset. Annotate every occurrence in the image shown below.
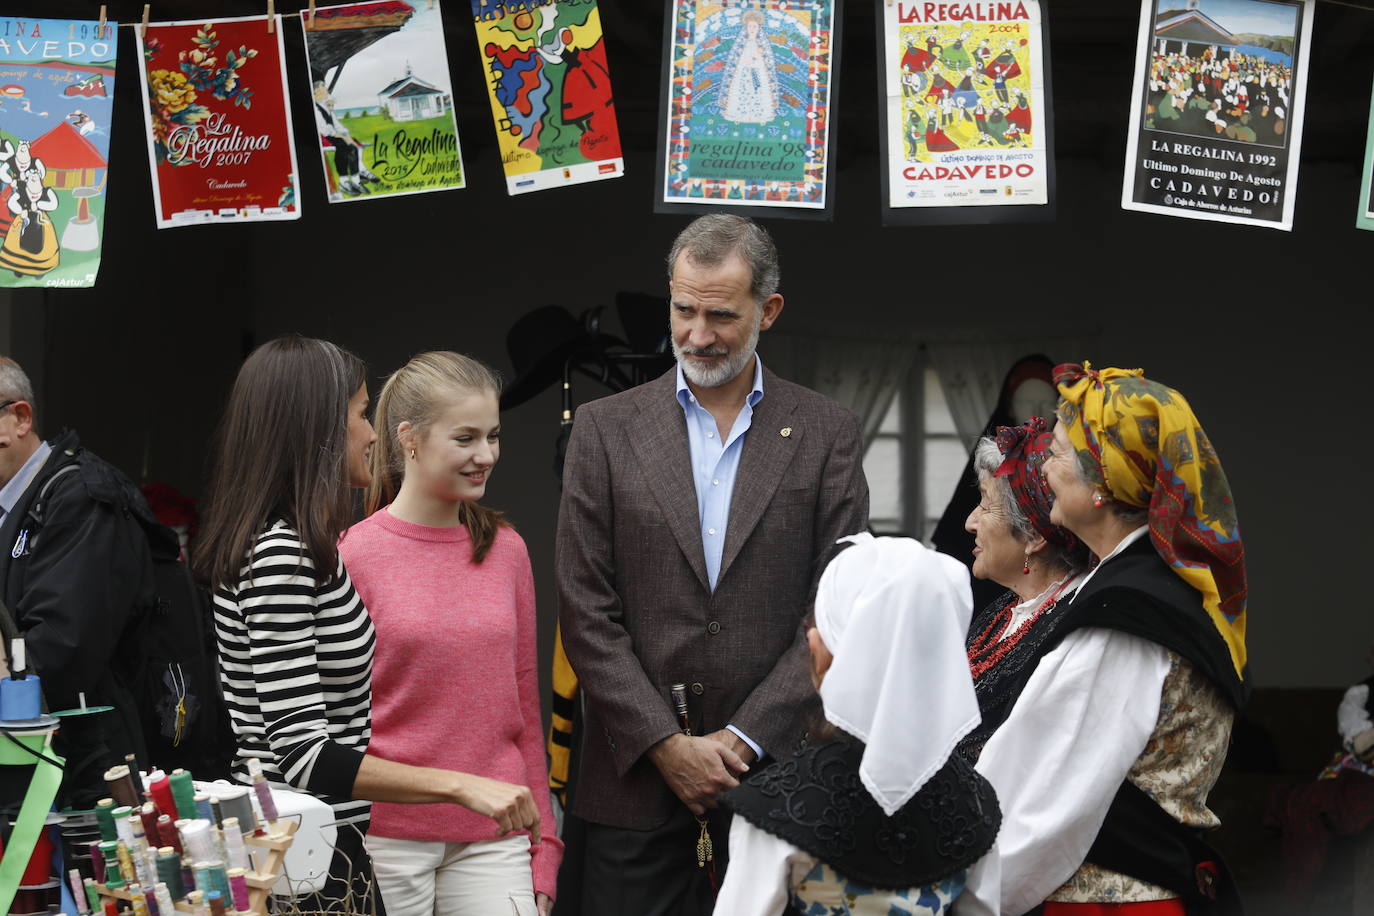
[214,520,375,823]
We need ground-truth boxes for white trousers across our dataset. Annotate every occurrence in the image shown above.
[365,833,536,916]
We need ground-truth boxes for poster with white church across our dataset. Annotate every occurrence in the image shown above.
[300,0,466,202]
[1122,0,1313,231]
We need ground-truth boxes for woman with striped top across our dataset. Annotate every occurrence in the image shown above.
[194,336,541,906]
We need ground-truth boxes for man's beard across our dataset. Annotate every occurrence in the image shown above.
[673,314,762,388]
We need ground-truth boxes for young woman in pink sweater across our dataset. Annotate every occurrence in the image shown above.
[341,351,563,916]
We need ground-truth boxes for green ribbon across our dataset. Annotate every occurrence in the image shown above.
[0,729,65,915]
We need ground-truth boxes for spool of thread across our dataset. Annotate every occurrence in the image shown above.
[113,805,136,847]
[103,900,118,916]
[181,819,216,863]
[157,814,182,853]
[156,847,185,899]
[129,811,148,849]
[140,803,161,844]
[206,890,226,916]
[181,856,197,895]
[198,860,230,899]
[188,890,209,916]
[0,674,43,719]
[142,845,161,890]
[221,821,249,872]
[195,793,214,823]
[84,878,101,914]
[146,885,162,916]
[116,840,137,884]
[154,883,176,916]
[149,772,178,820]
[95,799,119,842]
[104,764,141,808]
[169,770,197,820]
[130,885,150,916]
[245,758,279,823]
[218,790,256,834]
[99,841,124,889]
[89,841,106,883]
[69,869,88,915]
[226,868,250,913]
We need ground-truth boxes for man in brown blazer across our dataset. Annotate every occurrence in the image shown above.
[556,214,870,915]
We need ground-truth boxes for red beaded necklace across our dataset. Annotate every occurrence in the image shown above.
[967,577,1075,680]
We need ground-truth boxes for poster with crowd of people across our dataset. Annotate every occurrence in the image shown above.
[657,0,840,216]
[1360,75,1374,231]
[137,16,302,228]
[1121,0,1313,231]
[300,2,466,203]
[470,0,624,196]
[0,17,117,288]
[881,1,1050,217]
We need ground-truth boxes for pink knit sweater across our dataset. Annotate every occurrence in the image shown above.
[340,509,563,898]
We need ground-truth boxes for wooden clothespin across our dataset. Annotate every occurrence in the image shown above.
[306,0,317,29]
[140,4,150,39]
[267,0,276,34]
[97,5,107,38]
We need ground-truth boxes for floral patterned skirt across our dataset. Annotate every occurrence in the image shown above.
[788,863,965,915]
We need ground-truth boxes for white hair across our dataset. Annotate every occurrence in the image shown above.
[0,357,34,405]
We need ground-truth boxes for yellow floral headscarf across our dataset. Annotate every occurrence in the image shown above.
[1055,363,1247,679]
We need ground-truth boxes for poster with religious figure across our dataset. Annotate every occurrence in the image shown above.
[1122,0,1313,231]
[881,1,1050,216]
[1359,74,1374,231]
[0,17,117,288]
[300,1,466,202]
[137,15,302,227]
[658,0,840,215]
[470,0,624,196]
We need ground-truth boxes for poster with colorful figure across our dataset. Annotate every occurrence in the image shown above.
[882,1,1049,211]
[1122,0,1313,231]
[471,0,624,195]
[1358,74,1374,231]
[659,0,838,213]
[137,16,302,227]
[300,1,466,202]
[0,18,116,288]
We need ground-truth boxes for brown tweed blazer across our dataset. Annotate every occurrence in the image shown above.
[556,366,870,829]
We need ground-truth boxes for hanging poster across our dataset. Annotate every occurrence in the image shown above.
[470,0,624,195]
[1121,0,1313,231]
[137,16,302,227]
[881,1,1050,215]
[1358,75,1374,231]
[300,1,466,202]
[657,0,840,216]
[0,17,117,288]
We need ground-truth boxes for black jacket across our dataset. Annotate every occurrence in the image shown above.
[0,430,159,802]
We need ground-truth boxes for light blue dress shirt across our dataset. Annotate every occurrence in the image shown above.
[0,440,51,530]
[675,357,766,760]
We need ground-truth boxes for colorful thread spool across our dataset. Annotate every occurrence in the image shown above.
[104,764,141,808]
[130,884,150,916]
[103,900,118,916]
[206,890,226,916]
[157,813,182,853]
[181,819,216,863]
[84,877,101,914]
[218,789,256,834]
[112,805,136,847]
[99,840,124,889]
[154,882,176,916]
[116,840,137,884]
[89,841,106,883]
[195,793,215,823]
[70,869,89,914]
[149,771,178,820]
[95,799,118,842]
[169,769,197,819]
[140,803,161,845]
[227,867,250,913]
[201,859,230,899]
[187,889,208,916]
[221,820,250,871]
[246,757,278,823]
[156,847,185,899]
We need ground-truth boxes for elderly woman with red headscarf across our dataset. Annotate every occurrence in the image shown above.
[956,364,1246,916]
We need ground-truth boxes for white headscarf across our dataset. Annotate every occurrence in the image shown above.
[814,533,980,816]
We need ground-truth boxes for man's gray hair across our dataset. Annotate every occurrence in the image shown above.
[973,436,1034,542]
[666,214,780,303]
[0,357,34,405]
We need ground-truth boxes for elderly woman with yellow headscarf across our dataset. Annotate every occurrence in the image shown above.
[956,364,1245,916]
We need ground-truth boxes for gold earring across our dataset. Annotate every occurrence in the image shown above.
[408,449,416,461]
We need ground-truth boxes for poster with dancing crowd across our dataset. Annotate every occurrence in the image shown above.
[470,0,624,196]
[658,0,839,214]
[0,17,116,288]
[882,1,1049,212]
[300,1,467,203]
[137,15,302,228]
[1122,0,1313,231]
[1360,75,1374,231]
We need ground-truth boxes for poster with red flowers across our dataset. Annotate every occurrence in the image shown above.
[137,16,301,227]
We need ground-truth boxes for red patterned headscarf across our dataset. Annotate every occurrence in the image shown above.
[992,417,1082,554]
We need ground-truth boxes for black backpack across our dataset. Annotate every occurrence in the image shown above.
[25,465,235,780]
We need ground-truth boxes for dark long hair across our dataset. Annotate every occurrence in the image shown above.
[194,336,366,589]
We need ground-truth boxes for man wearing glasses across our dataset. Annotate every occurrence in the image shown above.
[0,356,162,805]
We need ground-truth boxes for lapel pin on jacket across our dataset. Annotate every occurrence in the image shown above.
[780,427,793,438]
